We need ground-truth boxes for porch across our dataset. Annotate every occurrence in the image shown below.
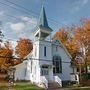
[40,64,62,89]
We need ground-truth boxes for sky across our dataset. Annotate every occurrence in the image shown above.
[0,0,90,42]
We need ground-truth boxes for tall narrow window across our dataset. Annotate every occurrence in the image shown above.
[31,62,32,73]
[35,47,37,57]
[53,56,62,74]
[44,46,46,56]
[56,46,58,52]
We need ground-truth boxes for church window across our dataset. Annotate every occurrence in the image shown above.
[56,46,58,52]
[31,62,32,73]
[35,47,37,57]
[44,46,46,56]
[25,68,27,77]
[35,66,36,75]
[53,56,62,74]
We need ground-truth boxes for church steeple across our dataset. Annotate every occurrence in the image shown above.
[38,6,49,28]
[34,6,53,40]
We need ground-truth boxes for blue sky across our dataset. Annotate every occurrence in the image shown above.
[0,0,90,41]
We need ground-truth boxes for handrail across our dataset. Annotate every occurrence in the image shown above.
[54,76,62,87]
[41,76,48,89]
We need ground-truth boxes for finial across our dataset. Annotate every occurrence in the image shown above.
[41,0,45,8]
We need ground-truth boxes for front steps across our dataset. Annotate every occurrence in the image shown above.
[48,82,61,90]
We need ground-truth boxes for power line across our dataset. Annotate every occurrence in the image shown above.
[0,1,37,17]
[0,55,71,63]
[0,1,61,28]
[4,0,38,16]
[0,55,22,60]
[3,0,67,27]
[0,0,69,42]
[0,2,29,21]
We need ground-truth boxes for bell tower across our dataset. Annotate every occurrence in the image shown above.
[34,6,53,41]
[33,6,53,61]
[32,6,53,83]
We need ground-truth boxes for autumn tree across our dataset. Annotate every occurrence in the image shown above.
[0,41,13,72]
[53,27,79,61]
[53,28,68,44]
[15,38,33,58]
[73,20,90,73]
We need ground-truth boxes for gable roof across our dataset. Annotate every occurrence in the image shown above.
[52,39,72,59]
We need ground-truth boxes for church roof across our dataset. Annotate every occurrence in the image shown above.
[52,39,72,59]
[39,6,48,27]
[37,6,52,31]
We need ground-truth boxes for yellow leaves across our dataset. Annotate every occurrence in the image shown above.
[53,27,79,60]
[83,20,90,31]
[53,21,90,67]
[53,28,68,43]
[74,26,90,47]
[15,38,33,58]
[0,42,13,71]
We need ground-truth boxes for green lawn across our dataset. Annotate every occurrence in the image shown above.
[71,87,90,90]
[0,82,45,90]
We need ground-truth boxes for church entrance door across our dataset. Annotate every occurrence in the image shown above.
[41,65,50,81]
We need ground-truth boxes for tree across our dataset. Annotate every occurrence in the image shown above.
[15,38,33,58]
[53,28,68,44]
[53,27,79,61]
[73,20,90,73]
[0,41,13,72]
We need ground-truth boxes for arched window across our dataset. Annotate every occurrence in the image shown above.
[53,56,62,74]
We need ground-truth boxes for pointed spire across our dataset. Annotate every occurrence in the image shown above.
[38,6,49,28]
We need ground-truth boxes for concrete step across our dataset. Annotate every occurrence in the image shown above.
[48,82,61,89]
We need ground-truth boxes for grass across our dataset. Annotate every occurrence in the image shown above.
[1,82,90,90]
[71,87,90,90]
[0,82,45,90]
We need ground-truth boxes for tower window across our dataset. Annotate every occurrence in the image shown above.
[35,47,37,57]
[56,46,58,52]
[44,46,46,56]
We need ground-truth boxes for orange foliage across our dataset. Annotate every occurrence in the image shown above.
[53,28,68,44]
[73,27,90,47]
[15,38,33,58]
[72,20,90,65]
[83,20,90,31]
[0,41,13,71]
[53,27,79,60]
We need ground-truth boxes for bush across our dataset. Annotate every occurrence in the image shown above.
[81,73,90,79]
[62,81,77,87]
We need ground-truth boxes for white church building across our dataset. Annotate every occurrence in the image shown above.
[14,6,78,88]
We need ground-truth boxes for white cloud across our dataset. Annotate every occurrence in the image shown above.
[5,16,37,41]
[10,22,25,32]
[0,11,4,16]
[18,33,27,38]
[21,16,37,24]
[82,0,88,6]
[7,16,37,33]
[18,33,34,41]
[72,0,89,11]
